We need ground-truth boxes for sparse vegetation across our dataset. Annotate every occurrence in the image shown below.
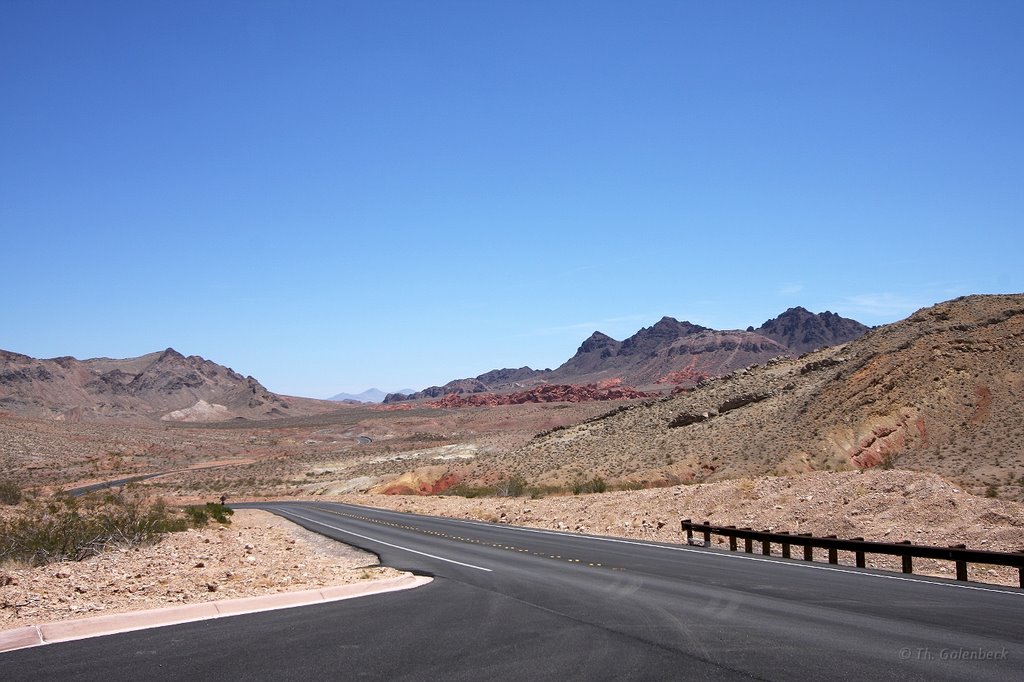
[495,474,528,497]
[738,478,758,500]
[572,476,608,495]
[442,483,496,498]
[0,489,190,567]
[0,479,21,505]
[184,502,235,526]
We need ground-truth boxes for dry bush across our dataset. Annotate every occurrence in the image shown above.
[0,480,21,506]
[0,489,189,567]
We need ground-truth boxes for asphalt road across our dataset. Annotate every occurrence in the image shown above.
[65,473,170,496]
[3,501,1021,681]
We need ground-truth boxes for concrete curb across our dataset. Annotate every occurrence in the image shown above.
[0,574,431,654]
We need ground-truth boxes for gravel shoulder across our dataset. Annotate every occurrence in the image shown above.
[0,509,406,631]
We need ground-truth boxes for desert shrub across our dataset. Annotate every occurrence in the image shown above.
[737,478,758,499]
[495,474,528,498]
[185,502,235,526]
[0,479,21,505]
[572,476,608,495]
[441,483,496,498]
[0,490,189,567]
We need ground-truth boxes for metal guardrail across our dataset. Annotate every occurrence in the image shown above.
[682,519,1024,588]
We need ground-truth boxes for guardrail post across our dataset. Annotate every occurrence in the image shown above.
[680,519,1024,586]
[898,541,913,574]
[853,538,866,568]
[951,545,968,581]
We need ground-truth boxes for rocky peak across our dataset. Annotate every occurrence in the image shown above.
[619,317,708,356]
[475,367,546,384]
[577,332,622,356]
[156,348,186,363]
[756,308,868,354]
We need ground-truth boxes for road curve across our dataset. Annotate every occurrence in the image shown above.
[2,500,1021,681]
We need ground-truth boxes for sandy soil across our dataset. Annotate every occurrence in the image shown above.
[0,510,405,631]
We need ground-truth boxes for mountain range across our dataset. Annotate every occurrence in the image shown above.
[385,307,869,402]
[0,348,328,423]
[486,294,1024,499]
[0,306,867,422]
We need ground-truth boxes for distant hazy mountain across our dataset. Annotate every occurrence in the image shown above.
[330,388,414,403]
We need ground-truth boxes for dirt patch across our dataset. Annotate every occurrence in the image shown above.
[972,385,992,425]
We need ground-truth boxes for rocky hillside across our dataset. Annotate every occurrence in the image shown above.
[386,308,867,402]
[0,348,324,422]
[478,295,1024,500]
[429,382,654,408]
[385,367,549,403]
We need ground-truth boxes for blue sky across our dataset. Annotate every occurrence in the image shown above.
[2,1,1022,398]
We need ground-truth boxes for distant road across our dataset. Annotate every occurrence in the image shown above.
[65,460,249,497]
[3,500,1021,680]
[65,473,171,496]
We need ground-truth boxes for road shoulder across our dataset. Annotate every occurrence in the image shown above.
[0,573,431,653]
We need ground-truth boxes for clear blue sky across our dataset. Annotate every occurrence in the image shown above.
[2,1,1022,397]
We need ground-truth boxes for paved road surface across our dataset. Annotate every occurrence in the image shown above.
[3,501,1021,680]
[66,473,169,496]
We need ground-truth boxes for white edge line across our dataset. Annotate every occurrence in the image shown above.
[279,509,493,573]
[319,503,1021,597]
